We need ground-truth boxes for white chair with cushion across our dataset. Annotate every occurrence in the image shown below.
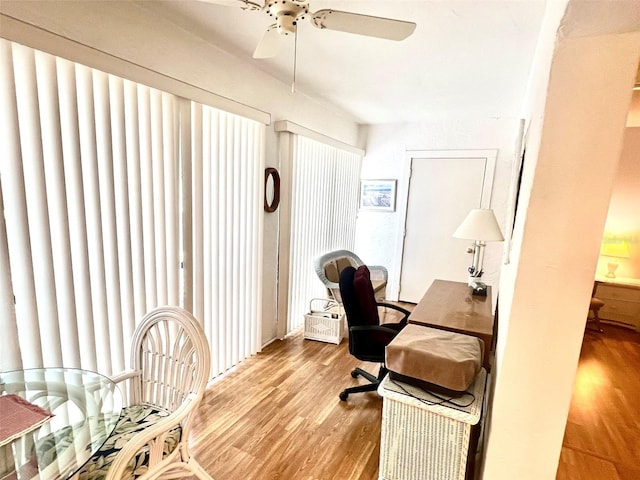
[77,306,213,480]
[314,250,388,304]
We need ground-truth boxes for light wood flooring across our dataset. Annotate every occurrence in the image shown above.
[189,319,640,480]
[189,329,384,480]
[557,325,640,480]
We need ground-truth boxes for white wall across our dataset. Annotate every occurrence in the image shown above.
[355,118,522,301]
[0,1,362,345]
[482,2,640,478]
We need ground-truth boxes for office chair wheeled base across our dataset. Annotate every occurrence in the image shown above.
[339,366,388,401]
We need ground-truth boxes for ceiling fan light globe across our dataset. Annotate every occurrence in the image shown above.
[277,13,297,34]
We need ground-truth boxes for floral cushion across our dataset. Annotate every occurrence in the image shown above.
[38,404,180,480]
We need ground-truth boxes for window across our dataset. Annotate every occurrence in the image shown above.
[0,39,264,377]
[287,135,362,332]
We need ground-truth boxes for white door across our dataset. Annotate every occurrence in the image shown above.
[398,151,496,302]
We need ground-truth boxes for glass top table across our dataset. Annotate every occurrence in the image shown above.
[0,368,122,480]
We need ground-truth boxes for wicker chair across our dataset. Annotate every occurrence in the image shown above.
[314,250,388,304]
[77,306,213,480]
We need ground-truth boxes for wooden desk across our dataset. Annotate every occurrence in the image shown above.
[409,279,494,370]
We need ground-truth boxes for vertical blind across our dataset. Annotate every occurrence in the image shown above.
[287,135,361,333]
[189,103,264,377]
[0,39,264,377]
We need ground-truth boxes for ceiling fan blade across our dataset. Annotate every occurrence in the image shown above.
[196,0,262,11]
[253,25,282,59]
[311,9,416,41]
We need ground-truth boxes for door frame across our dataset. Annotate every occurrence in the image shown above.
[390,149,497,300]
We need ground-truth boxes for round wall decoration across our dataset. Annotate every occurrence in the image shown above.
[264,167,281,212]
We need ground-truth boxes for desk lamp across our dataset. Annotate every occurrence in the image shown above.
[453,208,504,295]
[600,238,629,279]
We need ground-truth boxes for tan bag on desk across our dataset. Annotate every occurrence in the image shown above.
[385,324,483,395]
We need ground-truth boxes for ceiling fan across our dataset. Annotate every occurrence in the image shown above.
[201,0,417,59]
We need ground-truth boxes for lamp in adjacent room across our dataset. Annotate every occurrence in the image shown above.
[453,208,504,295]
[600,237,629,279]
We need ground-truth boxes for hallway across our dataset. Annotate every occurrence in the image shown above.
[556,325,640,480]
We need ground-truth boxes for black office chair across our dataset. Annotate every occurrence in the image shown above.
[338,265,411,401]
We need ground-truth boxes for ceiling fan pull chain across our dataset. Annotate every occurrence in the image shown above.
[291,24,298,93]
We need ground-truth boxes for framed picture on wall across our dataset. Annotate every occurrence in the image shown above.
[360,179,397,212]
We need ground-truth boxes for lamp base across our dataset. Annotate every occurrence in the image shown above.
[606,262,618,279]
[469,280,488,296]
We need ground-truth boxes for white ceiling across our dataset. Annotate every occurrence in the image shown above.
[141,0,548,124]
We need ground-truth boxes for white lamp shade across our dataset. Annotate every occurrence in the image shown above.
[453,209,504,241]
